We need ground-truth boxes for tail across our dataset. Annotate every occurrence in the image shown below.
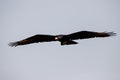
[61,40,78,45]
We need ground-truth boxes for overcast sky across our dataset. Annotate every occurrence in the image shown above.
[0,0,120,80]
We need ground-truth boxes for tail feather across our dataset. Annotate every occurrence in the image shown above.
[61,40,78,45]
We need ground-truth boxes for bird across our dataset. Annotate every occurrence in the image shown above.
[9,31,116,47]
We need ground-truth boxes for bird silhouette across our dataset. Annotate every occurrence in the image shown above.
[9,31,116,47]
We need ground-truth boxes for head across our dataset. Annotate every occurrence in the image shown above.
[55,35,64,41]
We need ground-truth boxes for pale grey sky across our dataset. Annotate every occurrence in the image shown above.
[0,0,120,80]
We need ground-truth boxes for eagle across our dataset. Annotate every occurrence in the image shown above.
[9,31,116,47]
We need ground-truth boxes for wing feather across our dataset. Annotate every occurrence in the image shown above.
[68,31,116,40]
[9,35,55,47]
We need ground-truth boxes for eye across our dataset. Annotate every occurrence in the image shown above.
[55,37,58,40]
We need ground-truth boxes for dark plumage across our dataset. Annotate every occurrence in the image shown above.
[9,31,116,47]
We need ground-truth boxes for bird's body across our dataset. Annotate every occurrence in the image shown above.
[9,31,116,47]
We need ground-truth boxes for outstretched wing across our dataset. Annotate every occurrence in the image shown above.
[68,31,116,40]
[9,35,56,47]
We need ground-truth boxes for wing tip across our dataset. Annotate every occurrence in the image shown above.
[8,42,18,47]
[108,32,116,36]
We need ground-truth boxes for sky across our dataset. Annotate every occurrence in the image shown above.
[0,0,120,80]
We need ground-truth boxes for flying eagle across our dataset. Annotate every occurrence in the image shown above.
[9,31,116,47]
